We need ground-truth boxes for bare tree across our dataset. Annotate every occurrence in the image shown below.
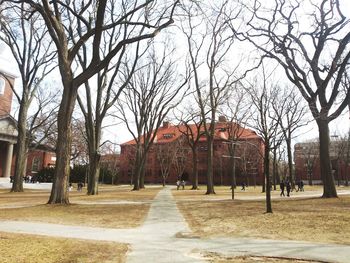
[0,4,56,192]
[246,68,282,213]
[75,4,144,195]
[299,140,319,186]
[219,86,250,199]
[177,107,204,190]
[331,135,348,186]
[172,136,188,181]
[156,142,175,186]
[234,0,350,197]
[181,1,242,194]
[273,88,309,189]
[1,0,180,203]
[115,46,188,190]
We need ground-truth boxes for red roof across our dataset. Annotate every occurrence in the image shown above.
[122,121,260,146]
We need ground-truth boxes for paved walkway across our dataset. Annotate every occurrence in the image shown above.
[0,187,350,262]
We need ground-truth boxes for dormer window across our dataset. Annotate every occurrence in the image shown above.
[163,133,174,139]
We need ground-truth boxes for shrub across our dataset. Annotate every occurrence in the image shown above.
[34,167,55,183]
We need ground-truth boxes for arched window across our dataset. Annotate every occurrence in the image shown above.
[32,157,41,172]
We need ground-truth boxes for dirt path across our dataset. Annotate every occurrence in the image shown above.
[0,187,349,262]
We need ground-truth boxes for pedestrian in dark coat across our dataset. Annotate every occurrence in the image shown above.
[280,181,285,196]
[286,181,291,197]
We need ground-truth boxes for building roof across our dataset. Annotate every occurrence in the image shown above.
[122,121,261,146]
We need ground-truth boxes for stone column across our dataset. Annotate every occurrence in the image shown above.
[4,142,14,177]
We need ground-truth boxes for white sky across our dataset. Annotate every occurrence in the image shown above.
[0,0,349,152]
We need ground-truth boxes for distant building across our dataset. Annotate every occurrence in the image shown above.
[0,69,56,179]
[119,119,264,186]
[294,140,350,185]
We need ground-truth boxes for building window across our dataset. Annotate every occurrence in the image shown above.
[32,157,41,172]
[0,77,5,95]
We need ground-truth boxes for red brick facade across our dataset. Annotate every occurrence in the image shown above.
[119,121,264,186]
[294,141,350,184]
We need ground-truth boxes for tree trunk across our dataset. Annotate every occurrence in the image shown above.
[272,148,277,191]
[231,156,236,200]
[206,136,215,194]
[286,137,294,188]
[317,120,337,198]
[87,152,101,195]
[264,141,272,213]
[12,103,29,192]
[132,146,142,191]
[48,85,78,204]
[139,159,146,189]
[191,149,199,190]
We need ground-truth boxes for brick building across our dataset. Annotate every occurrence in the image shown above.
[119,120,264,186]
[294,140,350,185]
[0,68,55,179]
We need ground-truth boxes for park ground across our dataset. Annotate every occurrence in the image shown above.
[0,182,349,262]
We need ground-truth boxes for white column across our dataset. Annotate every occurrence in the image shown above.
[4,142,14,177]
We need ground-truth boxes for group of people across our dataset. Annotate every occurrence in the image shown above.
[280,180,305,197]
[176,180,186,190]
[68,182,84,191]
[280,180,291,197]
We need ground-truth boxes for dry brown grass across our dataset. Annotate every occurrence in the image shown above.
[0,185,161,228]
[173,185,350,201]
[0,203,149,228]
[175,189,350,245]
[0,232,128,263]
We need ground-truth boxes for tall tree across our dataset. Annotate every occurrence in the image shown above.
[234,0,350,197]
[273,88,309,189]
[115,45,188,190]
[75,5,144,194]
[1,0,179,203]
[246,67,282,213]
[219,86,250,199]
[156,142,176,186]
[181,0,241,194]
[0,4,56,192]
[177,108,204,190]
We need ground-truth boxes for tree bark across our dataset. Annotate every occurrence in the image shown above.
[272,147,277,191]
[48,84,78,204]
[230,156,236,200]
[87,152,101,195]
[264,141,272,213]
[132,145,142,190]
[317,120,337,198]
[206,136,215,194]
[12,102,29,192]
[191,149,199,190]
[286,137,294,188]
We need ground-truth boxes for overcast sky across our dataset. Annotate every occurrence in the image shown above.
[0,0,349,151]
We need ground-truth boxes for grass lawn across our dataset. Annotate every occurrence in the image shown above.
[0,185,161,228]
[0,232,127,263]
[174,186,350,245]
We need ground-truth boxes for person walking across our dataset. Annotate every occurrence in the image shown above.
[280,180,285,196]
[286,181,291,197]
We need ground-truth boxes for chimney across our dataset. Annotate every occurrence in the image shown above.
[218,116,227,122]
[163,121,170,128]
